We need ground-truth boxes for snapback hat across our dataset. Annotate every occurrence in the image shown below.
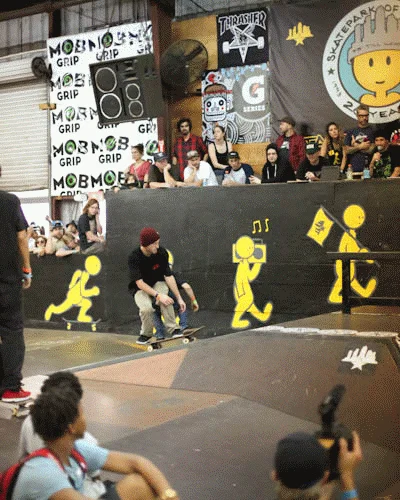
[306,142,321,155]
[274,432,327,489]
[51,220,64,229]
[153,151,168,162]
[228,151,240,159]
[140,227,160,247]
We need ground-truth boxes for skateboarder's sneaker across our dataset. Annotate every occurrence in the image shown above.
[172,330,184,338]
[155,336,165,341]
[136,335,152,345]
[1,388,31,403]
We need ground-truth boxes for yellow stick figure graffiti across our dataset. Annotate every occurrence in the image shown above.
[329,205,377,304]
[231,236,273,329]
[44,256,102,322]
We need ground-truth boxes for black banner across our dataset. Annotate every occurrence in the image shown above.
[217,8,269,68]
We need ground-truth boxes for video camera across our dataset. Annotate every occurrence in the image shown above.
[315,384,353,481]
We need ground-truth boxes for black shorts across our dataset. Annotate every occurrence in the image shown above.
[100,480,120,500]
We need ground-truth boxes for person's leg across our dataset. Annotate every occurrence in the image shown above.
[177,308,188,330]
[101,474,156,500]
[0,283,26,397]
[134,290,154,342]
[153,303,166,340]
[154,282,179,337]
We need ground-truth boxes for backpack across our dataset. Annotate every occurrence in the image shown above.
[0,447,87,500]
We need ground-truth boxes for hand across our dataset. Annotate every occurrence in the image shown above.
[92,286,100,296]
[22,277,31,289]
[359,140,370,151]
[338,431,362,487]
[177,297,186,313]
[165,163,172,171]
[158,293,174,306]
[191,299,199,312]
[372,152,381,163]
[249,175,261,184]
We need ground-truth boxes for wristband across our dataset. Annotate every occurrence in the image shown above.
[192,298,198,305]
[22,267,32,274]
[341,489,358,500]
[22,272,32,279]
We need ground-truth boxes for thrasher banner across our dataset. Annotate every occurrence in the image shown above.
[269,0,400,137]
[202,64,271,144]
[217,9,269,68]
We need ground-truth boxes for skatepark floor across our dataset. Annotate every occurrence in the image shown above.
[0,306,399,500]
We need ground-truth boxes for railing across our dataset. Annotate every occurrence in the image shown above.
[326,252,400,314]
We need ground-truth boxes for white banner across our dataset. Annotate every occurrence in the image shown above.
[47,22,159,196]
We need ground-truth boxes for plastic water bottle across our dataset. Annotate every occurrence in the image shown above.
[346,165,353,180]
[363,166,370,179]
[203,178,208,187]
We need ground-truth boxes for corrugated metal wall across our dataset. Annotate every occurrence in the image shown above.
[0,13,48,57]
[175,0,268,18]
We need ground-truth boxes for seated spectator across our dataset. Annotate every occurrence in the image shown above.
[296,142,328,181]
[275,116,306,172]
[173,117,208,180]
[208,125,232,183]
[56,232,80,258]
[31,235,47,257]
[124,143,151,189]
[27,224,40,251]
[13,388,178,500]
[148,152,185,189]
[184,150,218,187]
[272,431,362,500]
[320,122,347,175]
[250,143,295,184]
[45,221,66,255]
[66,220,79,241]
[222,152,254,186]
[369,129,400,178]
[78,199,105,255]
[18,371,106,497]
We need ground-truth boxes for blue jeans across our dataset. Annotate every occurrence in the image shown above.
[153,292,187,339]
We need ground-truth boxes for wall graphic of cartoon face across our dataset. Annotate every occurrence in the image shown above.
[204,94,227,123]
[353,49,400,106]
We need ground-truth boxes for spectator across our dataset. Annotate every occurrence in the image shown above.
[222,151,254,186]
[27,224,40,251]
[45,221,65,255]
[275,116,306,172]
[207,125,232,183]
[320,122,347,175]
[124,143,151,189]
[369,129,400,178]
[13,388,178,500]
[78,199,105,255]
[296,142,328,181]
[384,102,400,147]
[128,227,186,345]
[31,236,47,257]
[184,150,218,187]
[344,104,374,175]
[55,232,80,258]
[66,221,79,241]
[250,143,295,184]
[173,118,208,179]
[148,152,185,189]
[271,431,362,500]
[18,371,106,497]
[0,190,31,403]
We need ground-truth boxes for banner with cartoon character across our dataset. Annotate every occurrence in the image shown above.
[47,22,159,197]
[269,0,400,136]
[202,64,271,144]
[217,8,269,68]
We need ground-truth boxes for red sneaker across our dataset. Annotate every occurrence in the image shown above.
[1,389,31,403]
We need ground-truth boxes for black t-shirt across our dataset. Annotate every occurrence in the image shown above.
[148,164,179,184]
[296,156,328,180]
[128,246,172,293]
[78,213,96,251]
[0,191,28,284]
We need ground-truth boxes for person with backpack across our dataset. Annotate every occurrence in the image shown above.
[4,388,178,500]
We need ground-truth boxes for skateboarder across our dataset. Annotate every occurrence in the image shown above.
[128,227,186,345]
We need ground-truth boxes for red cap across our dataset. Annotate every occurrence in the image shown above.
[140,227,160,247]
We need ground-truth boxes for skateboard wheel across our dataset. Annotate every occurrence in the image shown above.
[182,337,190,344]
[92,324,97,332]
[67,323,71,330]
[147,345,154,352]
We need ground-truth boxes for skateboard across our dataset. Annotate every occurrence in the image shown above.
[0,398,34,419]
[62,318,101,332]
[146,326,204,352]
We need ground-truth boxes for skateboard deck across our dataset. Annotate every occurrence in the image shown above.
[62,318,101,332]
[146,326,204,352]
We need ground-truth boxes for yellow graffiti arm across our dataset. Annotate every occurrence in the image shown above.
[248,263,262,281]
[68,270,82,289]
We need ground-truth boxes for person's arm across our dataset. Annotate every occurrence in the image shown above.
[135,279,174,306]
[165,274,186,312]
[345,136,372,155]
[207,143,225,170]
[338,431,362,500]
[184,167,202,186]
[182,282,199,311]
[56,247,79,257]
[249,175,261,184]
[199,138,208,163]
[103,451,178,499]
[227,141,233,153]
[390,166,400,177]
[86,231,104,243]
[45,236,56,255]
[340,147,347,173]
[17,229,31,289]
[95,214,103,236]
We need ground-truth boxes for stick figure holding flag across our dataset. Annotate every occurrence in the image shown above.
[307,204,377,304]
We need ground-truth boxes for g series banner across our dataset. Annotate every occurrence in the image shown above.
[202,64,271,144]
[217,8,269,68]
[47,23,159,196]
[269,0,400,136]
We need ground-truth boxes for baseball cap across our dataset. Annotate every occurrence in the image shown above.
[153,151,168,162]
[275,432,328,489]
[228,151,240,159]
[280,116,296,127]
[140,227,160,247]
[51,220,64,229]
[306,142,321,155]
[187,150,200,159]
